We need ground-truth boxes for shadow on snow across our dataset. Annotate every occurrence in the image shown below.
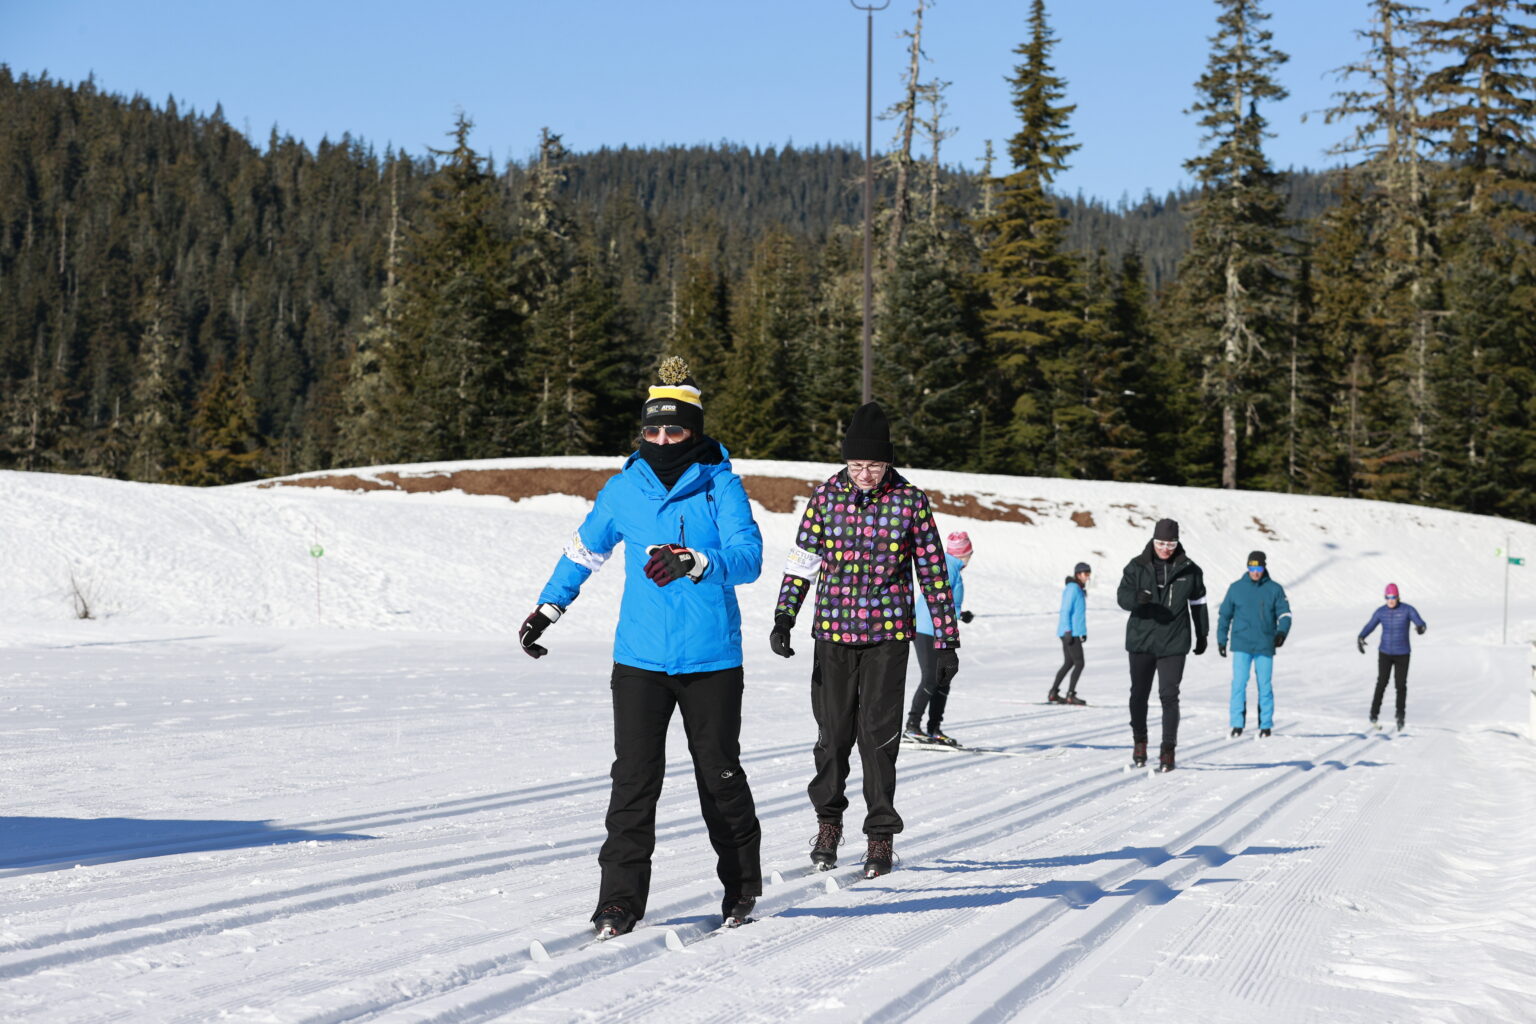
[0,816,372,871]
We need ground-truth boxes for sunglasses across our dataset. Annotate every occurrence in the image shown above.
[1385,595,1399,600]
[1246,565,1264,572]
[641,425,690,441]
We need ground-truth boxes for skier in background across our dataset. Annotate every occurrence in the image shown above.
[1048,562,1092,705]
[1216,551,1292,738]
[770,402,960,879]
[1357,582,1427,732]
[905,530,975,744]
[1117,518,1208,772]
[517,358,764,939]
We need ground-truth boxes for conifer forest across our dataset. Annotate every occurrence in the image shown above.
[2,0,1533,520]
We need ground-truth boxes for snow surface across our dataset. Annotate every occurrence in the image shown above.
[3,458,1534,1023]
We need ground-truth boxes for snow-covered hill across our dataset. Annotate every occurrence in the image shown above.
[2,460,1533,1022]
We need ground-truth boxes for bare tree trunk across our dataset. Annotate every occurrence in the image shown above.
[886,0,926,267]
[979,140,996,217]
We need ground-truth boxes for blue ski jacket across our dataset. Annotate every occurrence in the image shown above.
[915,553,966,636]
[1359,602,1426,656]
[1216,571,1292,656]
[537,445,763,674]
[1056,579,1086,638]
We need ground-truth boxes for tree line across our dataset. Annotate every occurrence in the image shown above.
[0,0,1532,521]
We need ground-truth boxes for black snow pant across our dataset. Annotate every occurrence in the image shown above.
[1128,651,1185,748]
[809,638,910,837]
[1050,634,1085,696]
[1371,653,1411,721]
[596,663,762,922]
[906,633,957,733]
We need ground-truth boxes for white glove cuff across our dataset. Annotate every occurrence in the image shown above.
[537,603,563,623]
[687,550,709,581]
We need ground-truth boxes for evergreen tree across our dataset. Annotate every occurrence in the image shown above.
[715,231,809,458]
[972,0,1085,475]
[875,222,982,469]
[666,235,731,393]
[127,285,187,482]
[1173,0,1293,489]
[179,354,264,485]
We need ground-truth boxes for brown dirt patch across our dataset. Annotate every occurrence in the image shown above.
[1251,515,1276,536]
[264,468,1046,525]
[1070,510,1096,528]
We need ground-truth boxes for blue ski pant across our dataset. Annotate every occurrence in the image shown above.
[1229,651,1275,730]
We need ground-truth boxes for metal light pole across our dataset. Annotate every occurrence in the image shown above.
[852,0,888,404]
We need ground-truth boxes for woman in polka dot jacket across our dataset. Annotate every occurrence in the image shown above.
[768,402,959,879]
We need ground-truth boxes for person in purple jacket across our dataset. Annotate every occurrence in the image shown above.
[769,402,959,879]
[1357,582,1427,731]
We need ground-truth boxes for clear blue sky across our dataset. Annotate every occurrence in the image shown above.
[3,0,1409,203]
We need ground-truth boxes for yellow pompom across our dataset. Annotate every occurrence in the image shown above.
[658,356,690,386]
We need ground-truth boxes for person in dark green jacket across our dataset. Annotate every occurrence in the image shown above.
[1116,518,1208,772]
[1216,551,1292,738]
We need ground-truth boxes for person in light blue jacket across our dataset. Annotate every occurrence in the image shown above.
[517,358,764,940]
[1048,562,1092,704]
[904,531,972,744]
[1216,550,1292,737]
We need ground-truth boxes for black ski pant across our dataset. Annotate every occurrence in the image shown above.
[1051,634,1085,696]
[906,633,957,733]
[1128,651,1185,748]
[1371,653,1411,721]
[596,663,761,922]
[809,638,909,837]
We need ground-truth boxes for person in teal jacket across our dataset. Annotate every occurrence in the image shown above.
[1216,550,1292,737]
[1048,562,1092,704]
[905,530,973,743]
[517,358,764,940]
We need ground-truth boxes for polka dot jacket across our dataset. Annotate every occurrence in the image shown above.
[775,468,959,648]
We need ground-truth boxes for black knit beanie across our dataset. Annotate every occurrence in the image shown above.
[842,402,894,462]
[1247,550,1267,567]
[1153,518,1180,542]
[642,356,704,435]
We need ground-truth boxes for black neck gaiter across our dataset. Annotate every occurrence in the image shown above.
[638,435,720,490]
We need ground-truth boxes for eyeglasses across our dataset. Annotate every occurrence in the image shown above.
[642,425,690,441]
[1152,540,1178,548]
[847,462,887,476]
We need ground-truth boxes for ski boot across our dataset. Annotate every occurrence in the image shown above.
[810,821,842,871]
[721,894,756,928]
[1156,743,1177,773]
[1132,741,1147,768]
[927,729,959,747]
[863,835,894,879]
[1370,717,1382,731]
[903,721,930,743]
[1230,727,1244,738]
[1047,689,1065,704]
[1396,716,1405,733]
[1064,691,1087,706]
[1259,728,1272,738]
[592,904,637,940]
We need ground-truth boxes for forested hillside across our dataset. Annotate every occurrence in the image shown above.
[1,0,1532,520]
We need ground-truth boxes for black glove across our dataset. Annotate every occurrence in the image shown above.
[1415,624,1425,635]
[1274,633,1286,648]
[519,603,563,659]
[934,647,959,673]
[643,544,703,586]
[1218,643,1227,658]
[1136,589,1154,605]
[1079,634,1087,644]
[769,614,795,658]
[959,610,974,624]
[1356,637,1366,654]
[1194,635,1208,656]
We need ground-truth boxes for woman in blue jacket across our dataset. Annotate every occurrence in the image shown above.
[904,530,973,744]
[1048,562,1092,704]
[1357,582,1427,731]
[517,359,764,939]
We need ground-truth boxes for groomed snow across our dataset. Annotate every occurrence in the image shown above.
[2,459,1533,1022]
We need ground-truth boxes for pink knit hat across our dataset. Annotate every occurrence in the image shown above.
[945,531,973,558]
[1384,582,1400,599]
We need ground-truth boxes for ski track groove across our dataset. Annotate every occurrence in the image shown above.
[314,730,1244,1024]
[0,710,1126,1008]
[879,731,1384,1022]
